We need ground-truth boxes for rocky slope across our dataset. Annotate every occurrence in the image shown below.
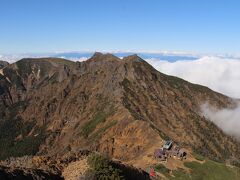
[0,151,150,180]
[0,61,9,69]
[0,53,240,178]
[0,166,63,180]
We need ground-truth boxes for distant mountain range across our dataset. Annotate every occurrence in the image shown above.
[3,51,237,63]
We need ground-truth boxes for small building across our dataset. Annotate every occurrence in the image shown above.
[154,149,167,161]
[178,149,187,159]
[170,145,180,157]
[163,140,173,150]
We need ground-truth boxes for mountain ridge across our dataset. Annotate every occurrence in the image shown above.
[0,53,240,178]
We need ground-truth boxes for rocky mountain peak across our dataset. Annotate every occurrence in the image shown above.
[92,52,104,57]
[123,54,144,62]
[89,52,121,62]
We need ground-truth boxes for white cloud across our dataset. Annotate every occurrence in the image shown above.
[0,54,41,63]
[0,54,89,63]
[58,56,89,62]
[201,103,240,139]
[146,56,240,99]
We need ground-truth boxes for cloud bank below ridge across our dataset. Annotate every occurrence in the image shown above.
[201,103,240,139]
[146,56,240,99]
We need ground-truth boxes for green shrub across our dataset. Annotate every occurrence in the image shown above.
[0,104,46,160]
[194,153,205,161]
[90,120,117,141]
[154,164,170,175]
[87,153,124,180]
[81,103,116,138]
[121,78,131,87]
[171,160,240,180]
[81,111,108,137]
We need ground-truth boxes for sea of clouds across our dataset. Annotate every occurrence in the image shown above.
[146,56,240,99]
[201,103,240,139]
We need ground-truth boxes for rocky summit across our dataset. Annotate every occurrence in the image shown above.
[1,53,240,179]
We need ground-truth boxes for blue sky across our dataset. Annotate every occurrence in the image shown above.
[0,0,240,54]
